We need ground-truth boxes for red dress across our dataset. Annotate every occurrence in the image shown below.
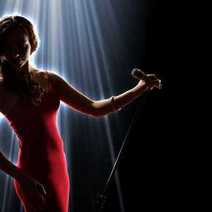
[2,73,70,212]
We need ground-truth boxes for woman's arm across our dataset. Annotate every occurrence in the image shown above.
[0,151,25,181]
[49,71,160,117]
[0,151,48,210]
[92,80,149,116]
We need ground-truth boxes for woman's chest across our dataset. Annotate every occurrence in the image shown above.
[0,83,59,118]
[0,82,20,116]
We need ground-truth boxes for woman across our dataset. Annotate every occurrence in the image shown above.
[0,15,161,212]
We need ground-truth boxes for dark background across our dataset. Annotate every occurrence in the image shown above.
[102,1,179,211]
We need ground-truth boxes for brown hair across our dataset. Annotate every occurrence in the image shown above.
[0,15,38,54]
[0,15,45,106]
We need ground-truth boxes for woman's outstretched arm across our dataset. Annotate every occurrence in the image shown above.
[49,71,160,117]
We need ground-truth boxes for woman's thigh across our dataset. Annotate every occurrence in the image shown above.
[13,178,70,212]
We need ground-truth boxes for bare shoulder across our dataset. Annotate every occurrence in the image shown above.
[30,68,54,92]
[0,77,3,94]
[46,71,69,88]
[46,71,63,82]
[38,70,69,94]
[0,67,3,86]
[0,77,5,110]
[46,72,80,96]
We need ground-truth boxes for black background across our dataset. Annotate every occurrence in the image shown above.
[103,1,180,211]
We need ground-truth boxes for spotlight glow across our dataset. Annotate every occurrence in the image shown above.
[0,0,139,211]
[0,113,3,120]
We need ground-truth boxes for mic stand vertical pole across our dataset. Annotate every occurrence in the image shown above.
[95,100,142,211]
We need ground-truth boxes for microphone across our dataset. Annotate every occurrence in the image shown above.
[131,68,162,89]
[131,68,147,80]
[0,56,7,64]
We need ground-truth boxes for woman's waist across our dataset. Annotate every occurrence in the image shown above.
[17,140,66,161]
[16,151,69,183]
[11,119,61,141]
[18,134,64,150]
[17,147,68,172]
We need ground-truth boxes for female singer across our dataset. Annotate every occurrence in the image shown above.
[0,15,160,212]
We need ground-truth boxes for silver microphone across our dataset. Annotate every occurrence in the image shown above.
[131,68,162,89]
[131,68,147,80]
[0,56,8,66]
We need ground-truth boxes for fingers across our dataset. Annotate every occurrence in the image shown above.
[24,184,48,211]
[153,79,162,90]
[131,68,162,89]
[145,74,162,90]
[37,184,48,209]
[36,183,47,196]
[20,178,48,211]
[157,79,162,89]
[27,192,47,212]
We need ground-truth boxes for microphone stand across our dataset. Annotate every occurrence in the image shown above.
[95,69,162,211]
[95,98,143,212]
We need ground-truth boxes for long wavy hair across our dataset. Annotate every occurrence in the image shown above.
[0,15,45,106]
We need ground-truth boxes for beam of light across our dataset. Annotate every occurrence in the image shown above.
[0,113,4,121]
[0,0,143,211]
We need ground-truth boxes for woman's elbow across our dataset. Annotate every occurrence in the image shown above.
[88,105,111,118]
[68,101,111,118]
[89,109,108,118]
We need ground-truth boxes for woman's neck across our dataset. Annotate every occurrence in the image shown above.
[15,62,38,81]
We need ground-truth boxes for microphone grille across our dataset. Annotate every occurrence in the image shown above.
[131,68,146,79]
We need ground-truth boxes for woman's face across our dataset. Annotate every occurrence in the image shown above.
[1,27,31,70]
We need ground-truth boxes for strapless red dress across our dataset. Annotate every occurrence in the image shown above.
[3,77,70,212]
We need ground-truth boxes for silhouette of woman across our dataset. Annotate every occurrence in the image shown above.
[0,15,161,212]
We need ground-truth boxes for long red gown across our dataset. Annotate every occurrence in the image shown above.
[1,73,70,212]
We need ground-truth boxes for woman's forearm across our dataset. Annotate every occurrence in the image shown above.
[92,80,148,116]
[0,151,25,182]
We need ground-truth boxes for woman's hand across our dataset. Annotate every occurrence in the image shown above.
[132,68,162,91]
[18,174,47,212]
[143,73,162,90]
